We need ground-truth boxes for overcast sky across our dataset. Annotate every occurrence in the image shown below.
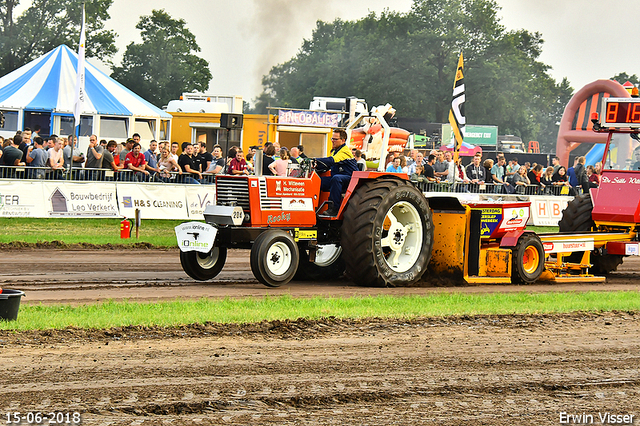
[96,0,640,106]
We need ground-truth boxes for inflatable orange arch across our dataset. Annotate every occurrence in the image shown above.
[556,79,630,166]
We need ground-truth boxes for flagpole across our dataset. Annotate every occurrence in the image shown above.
[448,52,465,164]
[71,4,86,179]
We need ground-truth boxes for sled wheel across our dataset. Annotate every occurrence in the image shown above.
[250,230,299,287]
[512,235,544,284]
[341,178,434,287]
[558,193,624,274]
[180,247,227,281]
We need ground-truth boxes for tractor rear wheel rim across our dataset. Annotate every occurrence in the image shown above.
[315,244,342,267]
[379,200,423,273]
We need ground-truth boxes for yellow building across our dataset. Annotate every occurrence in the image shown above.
[268,108,333,157]
[166,93,341,157]
[169,111,273,154]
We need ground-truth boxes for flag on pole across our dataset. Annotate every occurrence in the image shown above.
[73,4,86,128]
[448,52,465,163]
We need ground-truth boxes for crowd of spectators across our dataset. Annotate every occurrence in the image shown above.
[0,129,294,184]
[257,141,309,177]
[0,128,608,196]
[387,148,602,196]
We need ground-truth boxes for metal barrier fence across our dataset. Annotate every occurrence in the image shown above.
[411,180,580,196]
[0,165,580,196]
[0,165,215,184]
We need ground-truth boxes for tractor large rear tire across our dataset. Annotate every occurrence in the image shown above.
[341,178,434,287]
[558,193,595,232]
[558,193,624,274]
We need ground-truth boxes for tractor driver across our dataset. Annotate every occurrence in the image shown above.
[315,128,358,217]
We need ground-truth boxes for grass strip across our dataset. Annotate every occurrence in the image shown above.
[2,291,638,331]
[0,218,183,246]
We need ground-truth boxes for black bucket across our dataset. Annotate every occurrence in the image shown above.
[0,289,25,321]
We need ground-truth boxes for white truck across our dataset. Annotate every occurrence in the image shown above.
[497,135,526,153]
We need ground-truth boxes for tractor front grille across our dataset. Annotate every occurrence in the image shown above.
[259,178,282,210]
[216,177,250,209]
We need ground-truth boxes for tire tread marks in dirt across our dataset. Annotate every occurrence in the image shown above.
[341,178,433,287]
[3,312,640,425]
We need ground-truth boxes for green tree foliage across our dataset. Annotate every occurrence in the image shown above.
[0,0,116,76]
[260,0,573,151]
[611,72,640,86]
[111,9,211,107]
[244,92,278,114]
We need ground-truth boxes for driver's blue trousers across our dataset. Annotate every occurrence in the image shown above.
[320,174,351,211]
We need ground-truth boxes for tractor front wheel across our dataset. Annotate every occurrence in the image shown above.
[250,230,300,287]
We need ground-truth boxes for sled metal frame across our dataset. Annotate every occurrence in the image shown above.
[535,232,638,283]
[431,200,638,284]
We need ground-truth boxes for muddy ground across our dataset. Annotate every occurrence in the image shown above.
[2,249,640,305]
[1,248,639,425]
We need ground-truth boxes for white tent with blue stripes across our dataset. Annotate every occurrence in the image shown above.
[0,44,171,147]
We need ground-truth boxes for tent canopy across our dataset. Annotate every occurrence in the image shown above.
[0,44,171,118]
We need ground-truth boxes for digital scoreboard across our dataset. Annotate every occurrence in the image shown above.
[601,97,640,128]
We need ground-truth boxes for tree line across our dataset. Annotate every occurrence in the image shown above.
[249,0,581,153]
[0,1,209,109]
[0,0,632,153]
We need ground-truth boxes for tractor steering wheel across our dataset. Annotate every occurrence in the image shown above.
[312,158,330,173]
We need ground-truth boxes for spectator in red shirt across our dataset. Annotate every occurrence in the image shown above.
[228,149,249,175]
[124,142,149,181]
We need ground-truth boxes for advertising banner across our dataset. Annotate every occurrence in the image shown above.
[542,239,594,254]
[0,181,47,217]
[116,183,189,219]
[0,180,571,225]
[42,182,118,217]
[175,221,217,253]
[442,123,498,148]
[477,206,502,238]
[185,185,216,220]
[498,206,530,231]
[278,109,341,128]
[528,195,571,226]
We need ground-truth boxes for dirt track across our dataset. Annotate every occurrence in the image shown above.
[2,249,640,305]
[1,248,640,425]
[2,313,640,425]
